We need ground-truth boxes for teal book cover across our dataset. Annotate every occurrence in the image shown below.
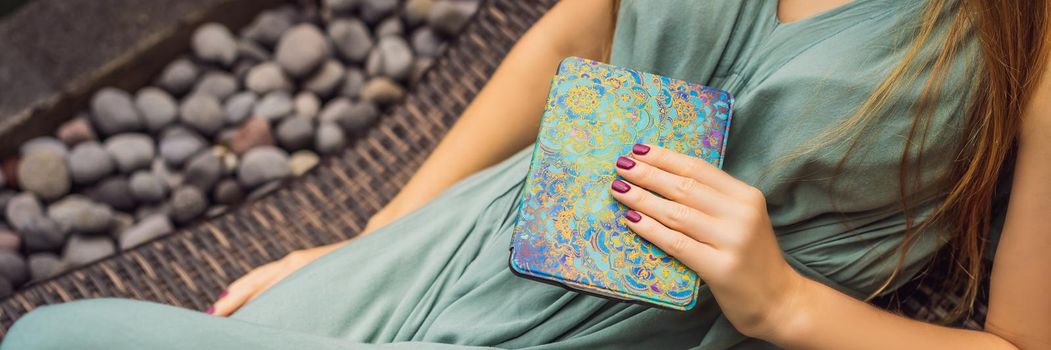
[509,57,734,311]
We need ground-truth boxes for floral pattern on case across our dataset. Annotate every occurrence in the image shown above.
[510,57,734,311]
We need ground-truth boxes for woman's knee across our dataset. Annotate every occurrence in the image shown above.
[3,298,133,349]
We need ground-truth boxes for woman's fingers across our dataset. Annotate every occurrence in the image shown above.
[614,155,729,215]
[629,143,751,196]
[619,209,719,274]
[609,178,719,245]
[210,263,275,316]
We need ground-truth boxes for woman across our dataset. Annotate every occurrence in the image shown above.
[4,0,1050,348]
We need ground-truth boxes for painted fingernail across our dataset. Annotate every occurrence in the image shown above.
[632,144,650,155]
[218,290,228,299]
[611,179,631,193]
[616,156,635,170]
[625,210,642,223]
[206,306,215,314]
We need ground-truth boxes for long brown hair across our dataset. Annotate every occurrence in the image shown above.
[607,0,1049,321]
[853,0,1049,321]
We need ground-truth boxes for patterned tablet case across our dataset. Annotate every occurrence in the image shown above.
[509,57,734,311]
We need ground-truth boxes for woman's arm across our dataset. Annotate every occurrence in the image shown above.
[211,1,617,316]
[764,37,1051,349]
[608,60,1051,350]
[366,0,618,230]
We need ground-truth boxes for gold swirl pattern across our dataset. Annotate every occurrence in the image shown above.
[510,57,734,311]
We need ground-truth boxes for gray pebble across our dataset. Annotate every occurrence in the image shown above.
[319,98,352,127]
[62,234,116,267]
[192,23,238,66]
[6,193,43,234]
[325,99,380,133]
[135,87,179,132]
[21,137,68,158]
[134,203,171,221]
[360,77,405,105]
[191,72,239,101]
[323,0,359,12]
[68,142,115,185]
[242,9,296,47]
[22,217,66,253]
[184,151,222,192]
[86,177,135,211]
[0,251,27,287]
[47,195,113,235]
[18,151,71,201]
[376,17,404,37]
[90,88,143,136]
[315,123,346,155]
[360,0,399,23]
[158,127,207,167]
[7,193,66,252]
[104,133,155,173]
[28,253,64,281]
[224,92,258,125]
[156,58,199,95]
[180,94,225,136]
[340,68,366,98]
[275,24,331,78]
[428,0,480,35]
[245,62,292,94]
[411,27,443,58]
[276,117,315,151]
[253,91,294,121]
[404,0,434,27]
[350,101,380,131]
[303,59,346,97]
[170,186,208,224]
[294,92,321,120]
[328,19,373,63]
[366,36,414,81]
[213,179,244,205]
[118,214,174,249]
[238,146,292,188]
[129,171,168,203]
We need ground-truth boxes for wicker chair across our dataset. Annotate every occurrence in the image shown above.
[0,0,986,338]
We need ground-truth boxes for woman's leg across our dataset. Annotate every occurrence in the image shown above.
[2,298,361,350]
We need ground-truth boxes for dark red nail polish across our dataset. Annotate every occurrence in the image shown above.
[206,306,215,314]
[616,156,635,170]
[632,144,650,155]
[625,210,642,223]
[218,290,228,299]
[611,179,631,193]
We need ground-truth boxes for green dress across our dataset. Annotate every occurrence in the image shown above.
[3,0,976,348]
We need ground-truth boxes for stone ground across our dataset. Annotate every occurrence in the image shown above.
[0,0,480,296]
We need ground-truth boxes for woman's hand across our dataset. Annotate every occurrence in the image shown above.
[209,208,400,316]
[609,143,807,339]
